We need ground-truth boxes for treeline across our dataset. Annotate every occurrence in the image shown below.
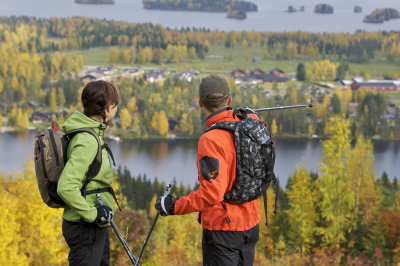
[142,0,257,12]
[1,16,400,64]
[115,166,195,211]
[2,117,400,264]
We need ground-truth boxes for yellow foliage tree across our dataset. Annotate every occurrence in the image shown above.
[119,108,132,130]
[320,94,331,117]
[316,116,355,248]
[16,108,29,129]
[286,164,318,254]
[127,97,138,113]
[180,113,194,136]
[50,87,58,112]
[151,111,169,137]
[11,75,19,91]
[270,119,278,135]
[0,164,68,265]
[346,135,382,251]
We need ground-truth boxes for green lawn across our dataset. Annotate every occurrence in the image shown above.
[66,48,110,65]
[348,61,400,77]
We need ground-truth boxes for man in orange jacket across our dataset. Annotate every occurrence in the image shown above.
[155,75,260,266]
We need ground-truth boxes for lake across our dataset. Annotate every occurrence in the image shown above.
[0,131,398,188]
[0,0,400,33]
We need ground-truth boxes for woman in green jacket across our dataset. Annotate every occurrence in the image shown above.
[57,80,118,265]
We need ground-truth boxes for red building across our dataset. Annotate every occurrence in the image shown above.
[350,81,398,92]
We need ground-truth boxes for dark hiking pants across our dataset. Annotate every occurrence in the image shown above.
[202,224,259,266]
[62,219,110,266]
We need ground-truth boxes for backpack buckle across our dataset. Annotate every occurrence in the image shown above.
[233,108,247,120]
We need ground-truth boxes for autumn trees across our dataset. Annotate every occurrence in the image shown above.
[2,117,400,264]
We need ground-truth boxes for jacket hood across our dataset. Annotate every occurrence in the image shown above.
[63,111,107,133]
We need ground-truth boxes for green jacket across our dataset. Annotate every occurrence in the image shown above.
[57,111,114,224]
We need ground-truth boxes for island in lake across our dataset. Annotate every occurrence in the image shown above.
[287,6,297,13]
[142,0,257,13]
[75,0,115,4]
[227,9,247,20]
[363,8,400,23]
[354,5,362,13]
[314,3,334,14]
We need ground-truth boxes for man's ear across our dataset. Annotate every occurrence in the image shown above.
[227,96,232,106]
[198,99,204,107]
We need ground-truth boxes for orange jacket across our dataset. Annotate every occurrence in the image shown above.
[174,108,260,231]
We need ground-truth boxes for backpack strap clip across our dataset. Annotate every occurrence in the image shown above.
[233,108,247,120]
[85,186,122,212]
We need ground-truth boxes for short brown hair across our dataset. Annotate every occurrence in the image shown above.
[81,80,119,122]
[201,92,229,112]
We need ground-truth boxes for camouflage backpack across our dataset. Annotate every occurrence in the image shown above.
[206,107,278,226]
[34,121,102,208]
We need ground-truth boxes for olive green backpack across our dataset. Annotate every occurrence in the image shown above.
[34,121,102,208]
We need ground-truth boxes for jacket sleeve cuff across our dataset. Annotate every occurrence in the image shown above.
[82,207,97,223]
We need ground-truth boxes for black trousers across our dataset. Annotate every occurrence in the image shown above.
[62,219,110,266]
[202,224,259,266]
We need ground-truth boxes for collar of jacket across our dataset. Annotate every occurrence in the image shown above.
[205,107,234,128]
[63,110,107,136]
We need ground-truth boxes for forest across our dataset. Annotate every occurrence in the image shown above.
[1,116,400,265]
[0,16,399,140]
[142,0,258,12]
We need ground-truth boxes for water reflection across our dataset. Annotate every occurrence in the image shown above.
[0,132,398,187]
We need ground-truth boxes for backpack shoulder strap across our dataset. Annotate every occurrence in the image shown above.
[64,128,102,196]
[205,121,236,133]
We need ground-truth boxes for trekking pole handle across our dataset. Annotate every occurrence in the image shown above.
[163,183,172,197]
[134,184,172,266]
[96,194,139,265]
[96,194,104,206]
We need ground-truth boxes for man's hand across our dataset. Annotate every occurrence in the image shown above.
[95,205,113,225]
[155,195,177,216]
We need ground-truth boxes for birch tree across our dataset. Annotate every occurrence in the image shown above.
[316,116,355,248]
[286,164,318,254]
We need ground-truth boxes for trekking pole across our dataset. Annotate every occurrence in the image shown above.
[134,184,172,266]
[254,103,313,112]
[96,194,139,266]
